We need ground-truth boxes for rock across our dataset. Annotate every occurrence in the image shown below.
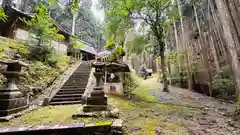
[42,97,49,106]
[198,120,208,125]
[130,127,142,132]
[109,108,120,118]
[201,111,208,115]
[111,130,123,135]
[139,113,148,117]
[112,119,123,127]
[155,128,161,135]
[0,115,13,122]
[227,120,236,127]
[210,119,217,124]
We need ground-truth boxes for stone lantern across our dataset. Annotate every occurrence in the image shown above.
[83,57,107,112]
[0,54,29,117]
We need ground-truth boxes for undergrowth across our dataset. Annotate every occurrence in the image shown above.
[0,36,73,98]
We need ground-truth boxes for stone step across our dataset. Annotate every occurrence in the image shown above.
[64,82,88,85]
[63,83,88,86]
[57,91,84,95]
[51,97,82,102]
[70,74,90,77]
[69,75,89,77]
[64,81,88,84]
[66,79,89,81]
[54,94,82,98]
[72,71,90,73]
[60,90,85,94]
[69,76,89,78]
[61,85,86,88]
[59,88,85,92]
[63,83,87,88]
[65,80,88,83]
[74,71,90,73]
[49,100,82,105]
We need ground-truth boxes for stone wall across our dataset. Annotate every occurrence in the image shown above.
[103,83,124,95]
[14,28,68,54]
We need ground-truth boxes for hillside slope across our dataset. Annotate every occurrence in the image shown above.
[0,36,75,99]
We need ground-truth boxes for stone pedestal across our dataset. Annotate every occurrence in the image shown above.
[83,58,107,112]
[0,54,28,117]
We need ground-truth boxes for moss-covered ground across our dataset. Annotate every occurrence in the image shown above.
[0,105,112,127]
[108,77,202,135]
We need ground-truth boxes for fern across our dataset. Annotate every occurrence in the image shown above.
[0,8,7,22]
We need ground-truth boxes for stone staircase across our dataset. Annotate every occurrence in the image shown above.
[49,61,91,105]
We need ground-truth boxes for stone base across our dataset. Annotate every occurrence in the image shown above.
[0,105,28,117]
[0,91,28,117]
[86,96,107,105]
[83,105,108,112]
[91,89,105,97]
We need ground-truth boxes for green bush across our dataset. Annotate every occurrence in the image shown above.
[28,45,55,62]
[122,72,139,94]
[211,66,234,96]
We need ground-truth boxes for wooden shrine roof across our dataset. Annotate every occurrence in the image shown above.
[105,62,130,73]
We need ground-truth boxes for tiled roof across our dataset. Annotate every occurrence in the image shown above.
[75,40,97,55]
[3,5,73,37]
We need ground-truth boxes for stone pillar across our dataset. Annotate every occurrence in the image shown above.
[0,54,29,117]
[83,57,107,112]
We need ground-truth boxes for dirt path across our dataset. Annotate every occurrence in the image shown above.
[144,78,240,135]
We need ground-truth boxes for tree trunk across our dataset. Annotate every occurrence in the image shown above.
[177,0,192,91]
[209,32,220,71]
[173,21,181,72]
[160,50,169,92]
[215,0,240,113]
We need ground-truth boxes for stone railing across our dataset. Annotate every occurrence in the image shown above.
[82,68,96,102]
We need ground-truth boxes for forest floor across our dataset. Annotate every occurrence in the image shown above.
[1,75,240,135]
[110,77,240,135]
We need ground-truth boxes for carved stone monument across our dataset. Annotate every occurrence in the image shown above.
[0,54,29,117]
[83,57,107,112]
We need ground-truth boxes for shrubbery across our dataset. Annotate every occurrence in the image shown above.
[122,72,139,94]
[212,66,234,97]
[0,37,72,99]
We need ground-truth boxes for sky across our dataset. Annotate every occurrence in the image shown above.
[91,0,105,23]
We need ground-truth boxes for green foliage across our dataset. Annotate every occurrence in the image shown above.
[70,37,85,50]
[29,45,54,62]
[49,0,104,48]
[72,42,85,49]
[125,35,149,55]
[212,79,233,92]
[104,40,115,51]
[46,0,57,6]
[0,37,71,99]
[68,0,81,14]
[22,3,64,46]
[0,37,29,59]
[212,66,234,96]
[104,40,126,62]
[46,0,80,14]
[115,45,126,57]
[0,8,7,22]
[123,72,139,94]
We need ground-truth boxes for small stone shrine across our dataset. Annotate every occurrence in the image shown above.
[83,57,107,112]
[0,54,28,117]
[103,62,130,95]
